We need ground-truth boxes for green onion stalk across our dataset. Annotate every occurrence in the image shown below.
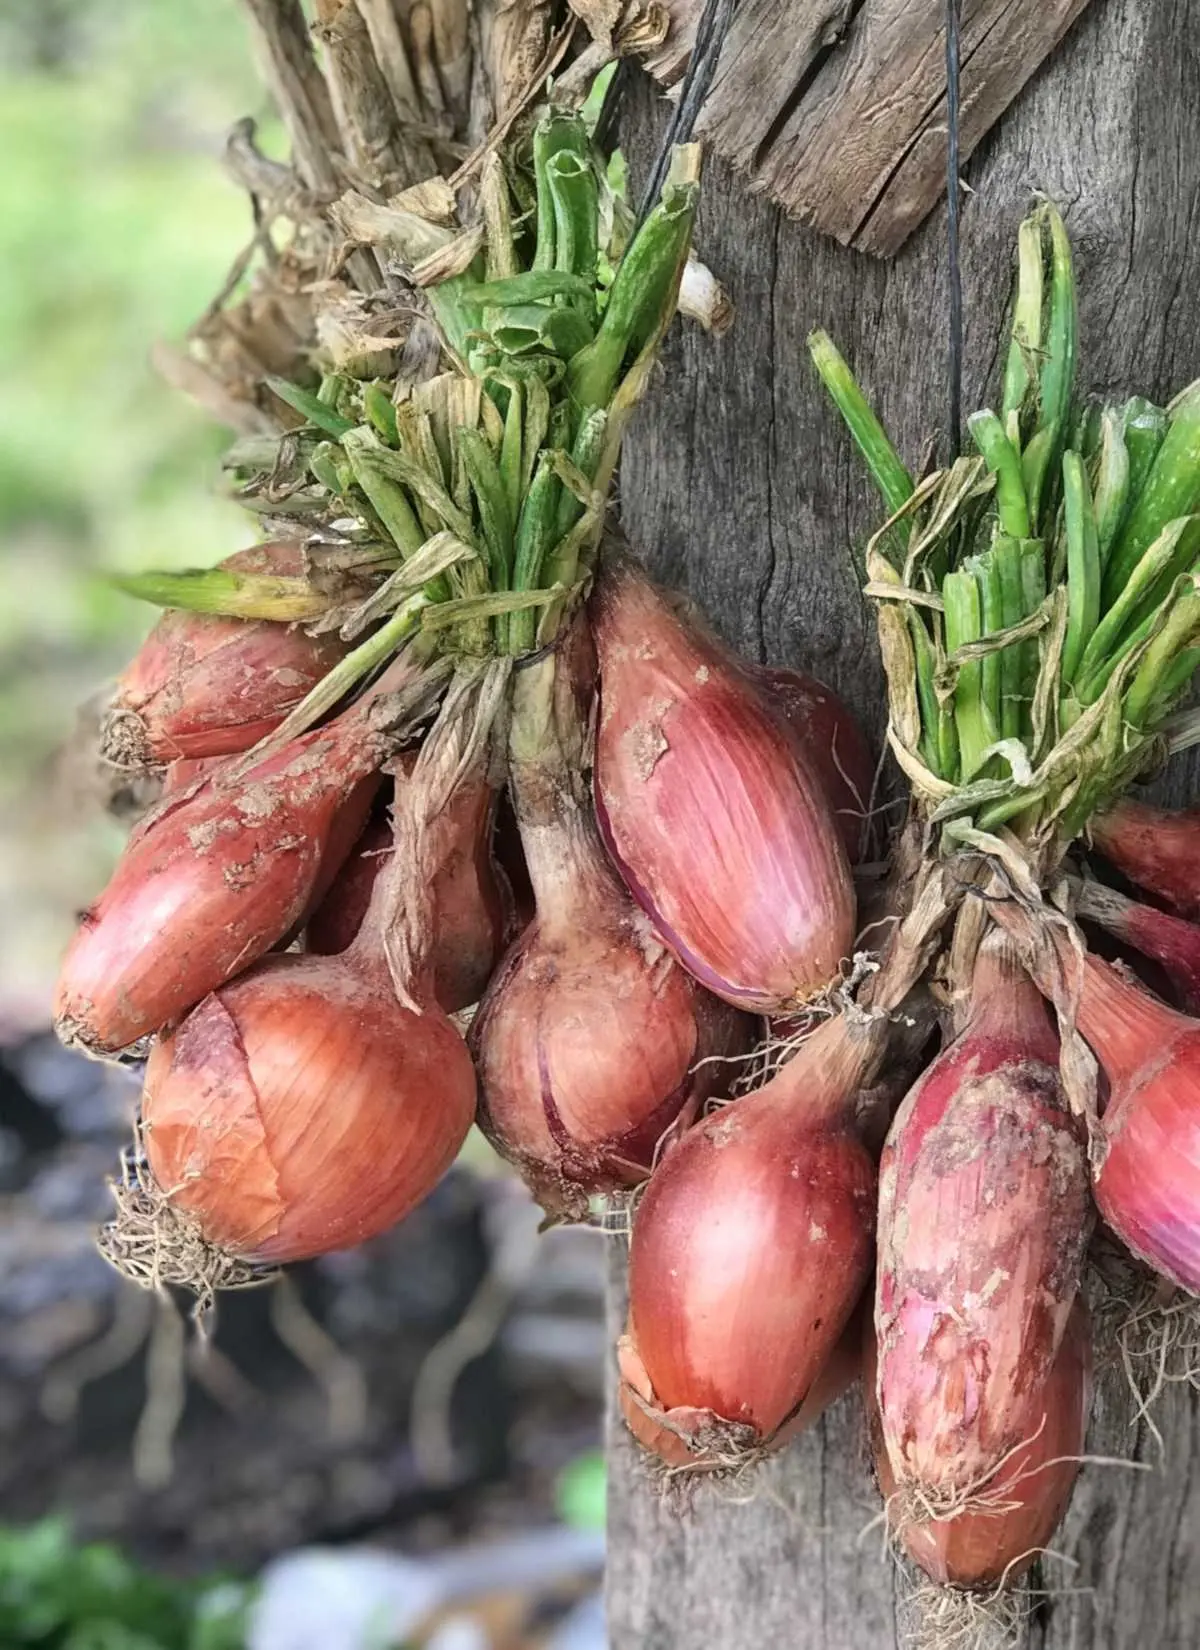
[810,202,1200,882]
[105,108,702,773]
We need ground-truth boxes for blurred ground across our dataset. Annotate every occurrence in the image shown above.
[0,7,608,1644]
[0,0,258,1021]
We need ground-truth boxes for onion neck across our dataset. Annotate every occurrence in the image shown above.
[963,930,1058,1060]
[1077,952,1184,1089]
[759,1013,882,1133]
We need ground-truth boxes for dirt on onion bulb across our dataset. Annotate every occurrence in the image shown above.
[591,555,856,1014]
[874,931,1090,1519]
[103,542,349,768]
[54,652,435,1054]
[620,1012,878,1469]
[868,1301,1092,1589]
[1076,952,1200,1293]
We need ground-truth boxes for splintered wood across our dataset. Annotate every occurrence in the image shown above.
[652,0,1096,257]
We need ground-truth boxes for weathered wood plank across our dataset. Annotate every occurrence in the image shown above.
[651,0,1096,256]
[607,0,1200,1643]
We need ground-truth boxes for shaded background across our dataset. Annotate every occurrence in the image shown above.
[0,6,607,1645]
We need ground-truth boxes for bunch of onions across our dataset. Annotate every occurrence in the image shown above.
[53,653,429,1053]
[308,764,510,1013]
[1074,952,1200,1293]
[591,555,856,1013]
[110,730,480,1283]
[618,1011,878,1469]
[102,542,349,768]
[472,627,747,1215]
[1090,799,1200,918]
[868,1302,1092,1589]
[1075,878,1200,1013]
[874,932,1090,1523]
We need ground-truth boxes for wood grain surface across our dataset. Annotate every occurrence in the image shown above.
[650,0,1097,255]
[606,0,1200,1642]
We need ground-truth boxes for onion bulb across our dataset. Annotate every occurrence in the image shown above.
[472,802,747,1215]
[868,1302,1092,1588]
[103,543,348,767]
[591,554,855,1013]
[754,664,874,863]
[473,617,746,1213]
[875,932,1090,1513]
[54,655,427,1053]
[308,769,510,1012]
[620,1013,877,1465]
[1091,798,1200,918]
[106,674,504,1282]
[1076,952,1200,1293]
[1075,877,1200,1013]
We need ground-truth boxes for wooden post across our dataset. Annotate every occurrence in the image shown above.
[606,1,1200,1644]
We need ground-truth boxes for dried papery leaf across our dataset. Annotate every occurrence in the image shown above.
[394,175,461,222]
[616,0,670,51]
[151,341,279,437]
[488,0,556,119]
[355,0,424,121]
[430,0,473,122]
[332,187,460,264]
[313,0,410,186]
[313,286,404,377]
[240,0,342,191]
[412,223,486,286]
[410,2,451,128]
[568,0,622,48]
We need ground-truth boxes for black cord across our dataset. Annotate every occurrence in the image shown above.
[945,0,964,459]
[634,0,737,231]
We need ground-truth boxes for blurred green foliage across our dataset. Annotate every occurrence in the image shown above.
[0,0,268,1013]
[0,1519,251,1650]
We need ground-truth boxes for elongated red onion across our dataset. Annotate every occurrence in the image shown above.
[473,617,746,1213]
[308,772,509,1012]
[472,802,747,1215]
[1076,878,1200,1013]
[753,665,874,862]
[54,655,427,1053]
[875,932,1089,1511]
[128,746,478,1270]
[591,556,856,1012]
[868,1302,1091,1588]
[621,1013,876,1462]
[103,543,349,766]
[1076,953,1200,1293]
[1091,798,1200,918]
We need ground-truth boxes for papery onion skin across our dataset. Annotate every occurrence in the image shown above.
[308,773,509,1012]
[55,709,392,1054]
[591,556,856,1014]
[875,934,1089,1503]
[625,1015,875,1441]
[868,1302,1091,1588]
[1091,799,1200,919]
[1078,954,1200,1293]
[754,665,874,863]
[105,543,348,766]
[142,951,475,1262]
[471,808,748,1214]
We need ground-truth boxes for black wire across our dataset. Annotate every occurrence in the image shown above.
[945,0,964,458]
[634,0,737,231]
